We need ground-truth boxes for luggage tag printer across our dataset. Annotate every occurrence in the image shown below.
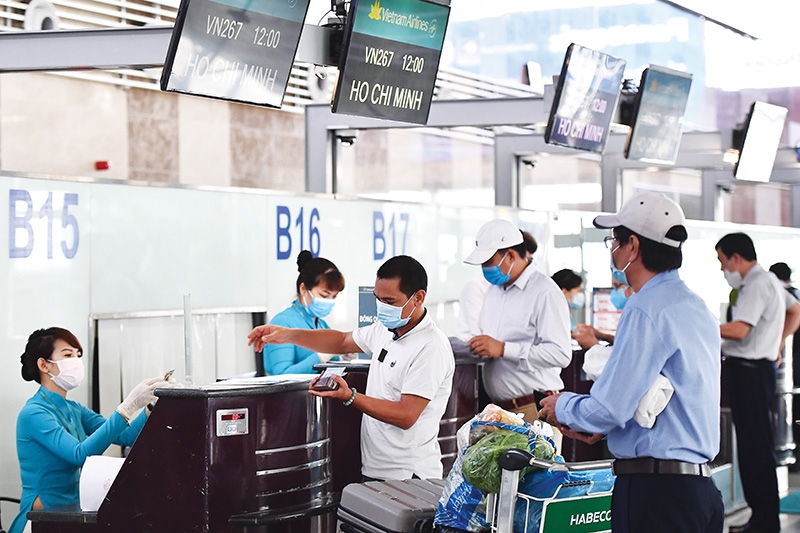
[311,366,346,392]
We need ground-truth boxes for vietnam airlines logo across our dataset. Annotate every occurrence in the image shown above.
[367,0,433,35]
[369,0,382,20]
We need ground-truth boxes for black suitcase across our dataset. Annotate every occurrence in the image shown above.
[337,478,445,533]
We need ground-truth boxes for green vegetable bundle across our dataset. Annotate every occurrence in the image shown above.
[461,428,555,494]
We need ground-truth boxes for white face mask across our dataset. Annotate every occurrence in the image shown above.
[724,269,743,290]
[47,358,85,391]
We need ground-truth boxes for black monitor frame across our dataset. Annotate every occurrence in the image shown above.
[544,43,626,154]
[160,0,311,108]
[624,65,693,165]
[331,0,450,125]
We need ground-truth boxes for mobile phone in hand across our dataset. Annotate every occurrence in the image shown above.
[311,368,345,391]
[311,374,340,391]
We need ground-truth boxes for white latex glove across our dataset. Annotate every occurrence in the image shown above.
[317,353,336,363]
[116,377,170,423]
[149,376,177,408]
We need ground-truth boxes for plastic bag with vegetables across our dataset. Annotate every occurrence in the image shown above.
[468,404,526,445]
[461,426,556,494]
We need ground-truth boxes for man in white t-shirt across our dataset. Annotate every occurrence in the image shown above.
[248,255,455,480]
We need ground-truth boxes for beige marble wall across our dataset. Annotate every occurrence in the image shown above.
[2,76,507,202]
[0,75,307,189]
[178,96,231,187]
[127,88,179,183]
[229,105,305,191]
[0,73,128,179]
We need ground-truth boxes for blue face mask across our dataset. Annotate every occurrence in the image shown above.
[610,245,631,287]
[610,288,629,310]
[376,295,414,330]
[482,252,513,286]
[302,293,335,318]
[568,291,585,310]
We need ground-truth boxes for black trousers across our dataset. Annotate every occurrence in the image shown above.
[725,356,780,532]
[611,474,724,532]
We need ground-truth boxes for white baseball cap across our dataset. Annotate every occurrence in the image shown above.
[594,191,686,248]
[464,219,523,265]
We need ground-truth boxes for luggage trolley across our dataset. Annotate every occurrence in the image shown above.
[486,449,614,533]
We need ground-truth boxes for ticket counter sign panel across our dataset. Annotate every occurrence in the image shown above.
[540,494,611,533]
[160,0,310,107]
[545,44,626,154]
[332,0,450,125]
[358,286,377,328]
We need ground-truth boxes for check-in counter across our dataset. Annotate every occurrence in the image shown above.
[28,377,338,532]
[317,358,480,493]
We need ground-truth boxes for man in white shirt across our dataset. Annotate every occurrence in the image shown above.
[248,255,454,481]
[717,232,800,533]
[456,231,538,342]
[463,219,572,421]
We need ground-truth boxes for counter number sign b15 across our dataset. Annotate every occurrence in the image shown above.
[9,189,80,260]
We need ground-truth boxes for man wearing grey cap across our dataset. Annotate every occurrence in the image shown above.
[540,192,724,533]
[463,219,572,422]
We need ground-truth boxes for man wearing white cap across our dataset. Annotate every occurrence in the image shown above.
[463,219,572,422]
[539,192,724,533]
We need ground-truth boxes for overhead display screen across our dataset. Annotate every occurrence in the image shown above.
[625,66,693,165]
[331,0,450,125]
[160,0,310,108]
[734,101,788,183]
[545,44,626,154]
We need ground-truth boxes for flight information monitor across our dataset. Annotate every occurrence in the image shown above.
[625,66,693,165]
[160,0,311,108]
[332,0,450,125]
[734,101,788,183]
[545,43,626,154]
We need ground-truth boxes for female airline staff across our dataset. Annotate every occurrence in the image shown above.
[10,327,170,533]
[552,268,585,331]
[262,250,346,375]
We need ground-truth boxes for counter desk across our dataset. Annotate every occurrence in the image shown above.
[28,377,338,533]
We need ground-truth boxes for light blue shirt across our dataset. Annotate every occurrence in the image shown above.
[10,386,146,533]
[556,270,721,463]
[263,301,333,375]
